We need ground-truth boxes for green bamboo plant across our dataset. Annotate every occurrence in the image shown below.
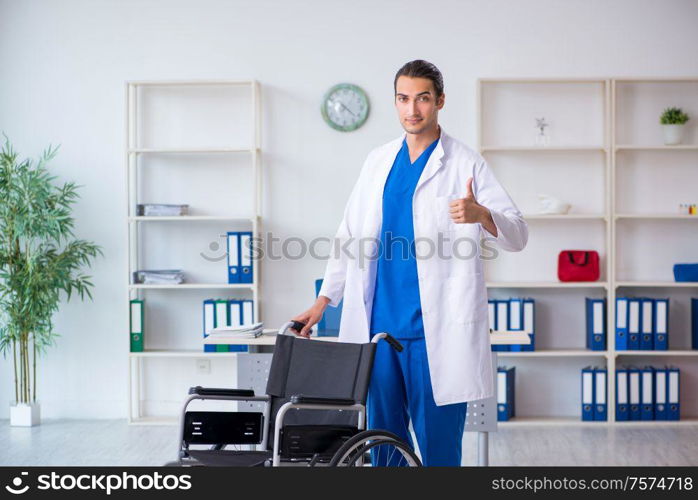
[0,137,102,406]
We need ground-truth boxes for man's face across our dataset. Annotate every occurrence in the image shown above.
[395,75,445,135]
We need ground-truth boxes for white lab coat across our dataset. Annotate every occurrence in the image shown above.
[319,128,528,405]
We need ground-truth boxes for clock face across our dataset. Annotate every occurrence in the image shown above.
[321,83,370,132]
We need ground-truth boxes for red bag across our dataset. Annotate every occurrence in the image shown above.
[557,250,600,282]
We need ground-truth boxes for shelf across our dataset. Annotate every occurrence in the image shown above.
[615,214,698,220]
[130,349,250,358]
[497,349,609,358]
[126,79,263,425]
[615,281,698,288]
[128,147,258,154]
[127,79,256,87]
[524,214,607,220]
[499,417,698,426]
[129,215,259,222]
[479,78,608,83]
[486,281,609,289]
[129,284,256,290]
[615,145,698,151]
[616,350,698,357]
[613,419,698,426]
[480,146,606,153]
[614,77,698,83]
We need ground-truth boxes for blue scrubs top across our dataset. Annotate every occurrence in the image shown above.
[369,137,440,340]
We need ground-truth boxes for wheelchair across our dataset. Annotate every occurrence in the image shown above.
[165,321,422,467]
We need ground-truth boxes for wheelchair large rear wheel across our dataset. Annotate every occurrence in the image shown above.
[328,430,422,467]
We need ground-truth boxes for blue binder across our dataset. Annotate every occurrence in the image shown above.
[639,298,654,351]
[640,366,654,420]
[227,299,242,327]
[492,300,510,352]
[581,366,595,421]
[226,232,240,284]
[226,299,248,353]
[203,299,216,352]
[627,299,641,350]
[315,279,342,337]
[238,231,254,284]
[654,367,668,421]
[521,298,535,351]
[497,366,515,421]
[615,297,629,350]
[691,297,698,349]
[241,299,254,325]
[586,298,606,351]
[667,366,680,420]
[615,367,629,421]
[654,298,669,351]
[593,366,607,421]
[628,366,641,421]
[508,298,524,352]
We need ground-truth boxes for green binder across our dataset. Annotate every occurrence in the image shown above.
[130,299,144,352]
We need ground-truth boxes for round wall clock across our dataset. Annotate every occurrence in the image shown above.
[321,83,370,132]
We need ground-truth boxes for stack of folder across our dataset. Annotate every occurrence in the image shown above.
[227,231,254,284]
[581,366,607,421]
[209,322,264,338]
[202,299,255,353]
[129,299,144,352]
[615,297,669,350]
[133,269,185,285]
[136,203,189,216]
[497,366,516,421]
[616,365,680,421]
[585,297,607,351]
[488,298,535,352]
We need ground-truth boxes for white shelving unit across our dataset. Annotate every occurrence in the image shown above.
[125,80,262,424]
[478,77,698,426]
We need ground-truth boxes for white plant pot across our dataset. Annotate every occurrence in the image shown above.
[10,401,41,427]
[662,124,685,145]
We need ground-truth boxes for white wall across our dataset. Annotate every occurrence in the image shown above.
[1,0,697,418]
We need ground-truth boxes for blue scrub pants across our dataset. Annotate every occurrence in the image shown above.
[367,337,467,466]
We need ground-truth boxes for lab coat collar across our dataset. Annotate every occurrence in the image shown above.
[400,125,446,192]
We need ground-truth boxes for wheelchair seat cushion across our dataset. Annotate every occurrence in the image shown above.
[187,450,272,467]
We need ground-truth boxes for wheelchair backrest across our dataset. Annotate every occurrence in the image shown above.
[264,334,376,446]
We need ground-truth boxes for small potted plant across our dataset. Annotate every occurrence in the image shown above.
[0,138,101,426]
[660,107,690,145]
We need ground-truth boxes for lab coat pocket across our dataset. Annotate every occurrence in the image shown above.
[445,273,487,325]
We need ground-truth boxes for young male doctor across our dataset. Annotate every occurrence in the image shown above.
[292,60,528,466]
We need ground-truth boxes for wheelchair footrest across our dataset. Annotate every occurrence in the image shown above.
[280,425,358,459]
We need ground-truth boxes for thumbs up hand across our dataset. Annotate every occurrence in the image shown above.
[449,177,486,224]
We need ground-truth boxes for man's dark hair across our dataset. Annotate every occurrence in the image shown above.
[394,60,444,98]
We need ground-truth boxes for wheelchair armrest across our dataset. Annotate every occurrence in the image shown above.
[188,386,255,397]
[289,395,356,406]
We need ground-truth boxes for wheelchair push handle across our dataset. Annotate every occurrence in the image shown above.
[281,320,313,337]
[372,332,403,352]
[281,321,403,352]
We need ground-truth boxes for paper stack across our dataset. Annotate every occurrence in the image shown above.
[209,322,264,339]
[132,269,185,285]
[136,204,189,216]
